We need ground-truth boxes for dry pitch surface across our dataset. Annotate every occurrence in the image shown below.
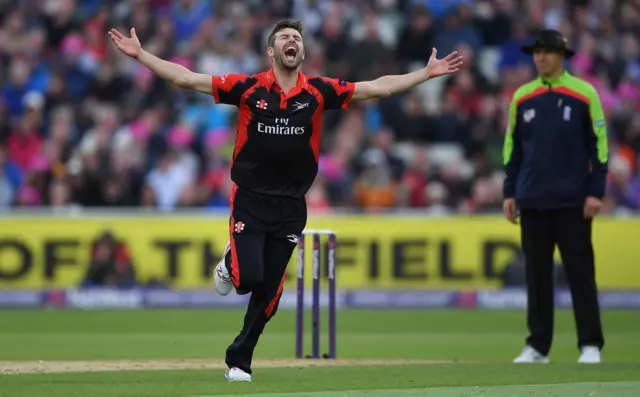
[0,359,456,374]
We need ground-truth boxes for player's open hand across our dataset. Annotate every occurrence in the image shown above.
[108,28,142,59]
[426,48,464,78]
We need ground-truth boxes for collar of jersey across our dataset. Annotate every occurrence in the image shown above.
[538,68,570,86]
[266,68,311,94]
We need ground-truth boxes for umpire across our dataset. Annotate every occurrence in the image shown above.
[502,30,607,364]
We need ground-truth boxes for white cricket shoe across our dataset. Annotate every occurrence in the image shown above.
[578,346,601,364]
[513,346,549,363]
[213,241,233,296]
[225,367,251,382]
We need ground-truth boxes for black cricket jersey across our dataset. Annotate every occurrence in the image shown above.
[211,69,355,198]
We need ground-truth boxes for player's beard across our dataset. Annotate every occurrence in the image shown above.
[276,49,303,72]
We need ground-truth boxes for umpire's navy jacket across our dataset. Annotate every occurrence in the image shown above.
[503,70,609,209]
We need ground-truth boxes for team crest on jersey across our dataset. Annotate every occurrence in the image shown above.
[256,100,268,110]
[234,221,245,234]
[523,108,536,123]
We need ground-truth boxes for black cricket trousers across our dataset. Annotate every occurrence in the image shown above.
[224,185,307,374]
[520,207,604,356]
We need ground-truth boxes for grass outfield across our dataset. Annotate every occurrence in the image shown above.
[0,308,639,396]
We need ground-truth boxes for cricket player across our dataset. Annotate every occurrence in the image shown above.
[502,30,607,364]
[109,19,463,381]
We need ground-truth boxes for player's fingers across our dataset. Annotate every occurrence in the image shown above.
[444,51,459,61]
[429,47,437,59]
[449,57,464,65]
[130,27,137,39]
[109,34,122,45]
[110,28,125,39]
[505,206,514,223]
[510,204,519,224]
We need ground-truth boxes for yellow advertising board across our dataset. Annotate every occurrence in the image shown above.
[0,215,638,289]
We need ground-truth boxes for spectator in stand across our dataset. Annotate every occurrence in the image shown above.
[605,154,640,212]
[143,149,195,211]
[400,149,432,208]
[353,148,398,212]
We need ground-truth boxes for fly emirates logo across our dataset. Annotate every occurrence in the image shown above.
[258,118,305,135]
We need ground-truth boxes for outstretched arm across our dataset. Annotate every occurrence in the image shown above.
[108,28,211,95]
[351,48,463,102]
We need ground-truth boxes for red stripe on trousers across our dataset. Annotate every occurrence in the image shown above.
[228,184,240,288]
[265,273,286,317]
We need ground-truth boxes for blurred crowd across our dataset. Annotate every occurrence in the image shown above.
[0,0,639,214]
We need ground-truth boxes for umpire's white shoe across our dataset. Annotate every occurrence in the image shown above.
[213,241,233,296]
[513,346,549,363]
[225,367,251,382]
[578,346,601,364]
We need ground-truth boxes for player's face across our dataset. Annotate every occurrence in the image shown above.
[271,28,304,71]
[533,48,564,76]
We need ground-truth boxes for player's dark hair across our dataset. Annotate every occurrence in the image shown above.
[267,19,304,47]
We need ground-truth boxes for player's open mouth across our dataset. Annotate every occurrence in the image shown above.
[284,46,297,61]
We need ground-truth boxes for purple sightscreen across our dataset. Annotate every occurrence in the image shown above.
[296,236,305,359]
